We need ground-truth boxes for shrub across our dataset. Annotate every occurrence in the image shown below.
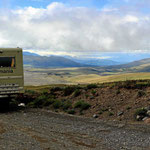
[68,109,75,114]
[85,94,89,98]
[126,106,132,110]
[137,90,146,97]
[134,108,147,117]
[52,100,62,109]
[50,87,63,92]
[116,89,120,94]
[41,90,49,95]
[33,95,48,107]
[27,102,35,108]
[74,100,91,111]
[87,84,98,89]
[101,108,109,112]
[91,90,96,95]
[73,89,81,97]
[80,111,84,115]
[64,86,76,96]
[62,100,72,110]
[25,90,36,95]
[43,98,55,106]
[99,111,103,115]
[108,112,114,116]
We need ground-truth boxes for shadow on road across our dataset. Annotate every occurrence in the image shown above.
[0,98,22,113]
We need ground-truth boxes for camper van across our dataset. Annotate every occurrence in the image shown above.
[0,48,24,97]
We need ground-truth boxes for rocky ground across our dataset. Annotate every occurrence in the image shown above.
[0,108,150,150]
[24,80,150,123]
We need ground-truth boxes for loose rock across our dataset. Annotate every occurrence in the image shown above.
[144,118,150,124]
[18,103,25,107]
[118,111,124,116]
[142,117,149,121]
[93,114,98,118]
[147,110,150,116]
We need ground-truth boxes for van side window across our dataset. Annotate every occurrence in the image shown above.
[0,57,15,68]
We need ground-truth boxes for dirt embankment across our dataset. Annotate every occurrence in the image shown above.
[21,80,150,122]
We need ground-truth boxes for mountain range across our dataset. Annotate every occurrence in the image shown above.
[23,52,150,72]
[23,52,120,68]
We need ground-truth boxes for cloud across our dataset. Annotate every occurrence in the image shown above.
[0,2,150,56]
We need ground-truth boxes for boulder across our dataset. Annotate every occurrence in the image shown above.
[18,103,25,107]
[147,110,150,116]
[117,111,124,116]
[145,106,150,111]
[93,114,98,118]
[136,115,141,121]
[142,117,149,121]
[144,118,150,124]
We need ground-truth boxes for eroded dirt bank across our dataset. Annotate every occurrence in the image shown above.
[0,109,150,150]
[23,80,150,122]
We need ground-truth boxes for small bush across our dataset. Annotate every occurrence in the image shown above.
[68,109,75,114]
[25,90,36,95]
[134,108,147,117]
[62,100,72,110]
[80,111,84,115]
[116,89,120,94]
[108,112,114,116]
[85,94,89,98]
[91,90,96,95]
[87,84,98,89]
[137,90,146,97]
[101,108,108,112]
[41,90,49,95]
[99,111,103,115]
[64,86,76,96]
[43,98,55,106]
[126,106,132,110]
[33,95,48,107]
[27,102,35,108]
[51,87,63,92]
[52,100,62,109]
[74,100,91,111]
[73,89,81,97]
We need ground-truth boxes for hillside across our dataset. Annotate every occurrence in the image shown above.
[23,55,86,68]
[105,58,150,70]
[23,52,122,67]
[24,80,150,123]
[63,56,121,66]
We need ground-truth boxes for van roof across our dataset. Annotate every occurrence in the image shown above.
[0,48,22,51]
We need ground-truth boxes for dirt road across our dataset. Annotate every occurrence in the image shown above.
[0,109,150,150]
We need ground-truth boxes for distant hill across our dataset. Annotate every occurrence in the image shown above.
[23,52,40,56]
[96,57,150,74]
[23,52,122,68]
[23,55,86,68]
[74,59,120,66]
[105,58,150,69]
[63,56,121,66]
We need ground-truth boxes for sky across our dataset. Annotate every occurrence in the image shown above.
[0,0,150,58]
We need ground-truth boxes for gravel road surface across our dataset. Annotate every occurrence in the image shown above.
[0,109,150,150]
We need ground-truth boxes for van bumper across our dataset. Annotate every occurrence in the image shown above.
[0,84,24,96]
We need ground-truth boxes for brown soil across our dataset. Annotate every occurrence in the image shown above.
[52,85,150,122]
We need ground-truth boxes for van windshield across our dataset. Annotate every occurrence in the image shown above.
[0,57,15,68]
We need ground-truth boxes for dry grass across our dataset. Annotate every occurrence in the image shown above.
[66,73,150,84]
